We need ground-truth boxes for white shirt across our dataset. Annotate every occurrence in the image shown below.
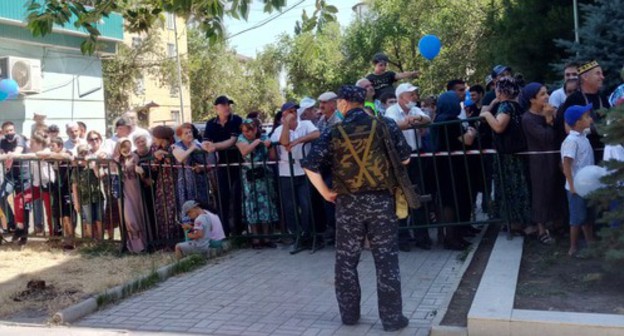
[63,138,87,156]
[31,148,55,186]
[549,87,567,109]
[561,130,595,191]
[270,120,318,177]
[384,103,429,151]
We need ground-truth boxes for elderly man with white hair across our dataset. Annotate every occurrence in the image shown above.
[316,91,342,132]
[122,110,152,147]
[355,78,378,115]
[63,122,86,155]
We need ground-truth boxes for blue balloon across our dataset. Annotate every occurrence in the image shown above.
[464,90,473,106]
[0,91,7,102]
[418,35,441,61]
[0,79,19,97]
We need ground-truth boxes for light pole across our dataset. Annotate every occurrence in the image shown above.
[173,15,186,123]
[573,0,580,44]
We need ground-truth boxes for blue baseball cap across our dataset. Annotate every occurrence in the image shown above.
[564,104,592,126]
[280,102,299,112]
[491,65,512,78]
[337,85,367,103]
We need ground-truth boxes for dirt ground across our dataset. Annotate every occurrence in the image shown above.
[440,225,498,326]
[0,239,175,323]
[515,236,624,315]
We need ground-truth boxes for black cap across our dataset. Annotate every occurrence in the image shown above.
[47,124,60,133]
[214,95,234,106]
[372,52,389,64]
[337,85,367,103]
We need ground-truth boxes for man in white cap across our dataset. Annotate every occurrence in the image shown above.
[317,91,342,132]
[384,82,432,251]
[298,97,319,125]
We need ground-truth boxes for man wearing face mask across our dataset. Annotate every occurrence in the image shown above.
[302,85,412,332]
[384,83,432,251]
[0,122,28,243]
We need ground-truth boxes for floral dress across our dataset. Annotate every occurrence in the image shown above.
[237,134,279,226]
[491,102,531,226]
[174,140,213,211]
[150,144,179,245]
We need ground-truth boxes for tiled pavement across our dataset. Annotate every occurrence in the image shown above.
[77,244,464,336]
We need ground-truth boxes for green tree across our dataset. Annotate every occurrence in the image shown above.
[341,0,494,94]
[556,0,624,91]
[25,0,336,55]
[484,0,595,85]
[276,22,346,98]
[187,28,282,122]
[102,27,175,130]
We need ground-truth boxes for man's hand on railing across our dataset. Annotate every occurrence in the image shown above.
[201,141,217,153]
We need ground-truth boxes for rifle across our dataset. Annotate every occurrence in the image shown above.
[376,117,421,210]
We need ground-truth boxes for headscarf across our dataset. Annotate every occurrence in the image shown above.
[519,82,544,111]
[434,91,461,123]
[495,77,520,100]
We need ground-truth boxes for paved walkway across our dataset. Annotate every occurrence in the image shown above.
[77,244,464,336]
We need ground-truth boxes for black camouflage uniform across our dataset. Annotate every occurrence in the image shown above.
[301,85,411,331]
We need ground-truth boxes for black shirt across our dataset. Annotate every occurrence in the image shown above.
[556,91,610,148]
[367,71,396,100]
[0,134,29,181]
[203,114,243,164]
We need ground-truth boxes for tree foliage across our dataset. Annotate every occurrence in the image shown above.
[25,0,336,55]
[187,28,282,122]
[102,26,175,129]
[589,103,624,273]
[556,0,624,91]
[277,22,346,99]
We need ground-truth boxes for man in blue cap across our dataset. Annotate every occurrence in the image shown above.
[302,85,411,331]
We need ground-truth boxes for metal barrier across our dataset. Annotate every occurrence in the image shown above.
[0,119,517,252]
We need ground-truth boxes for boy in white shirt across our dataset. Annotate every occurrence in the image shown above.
[561,104,595,257]
[175,200,226,259]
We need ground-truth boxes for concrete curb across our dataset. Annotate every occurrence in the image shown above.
[467,233,624,336]
[52,241,232,325]
[429,225,489,336]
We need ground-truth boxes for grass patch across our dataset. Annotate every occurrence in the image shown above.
[0,240,175,321]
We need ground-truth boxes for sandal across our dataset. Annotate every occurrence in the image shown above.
[538,230,554,245]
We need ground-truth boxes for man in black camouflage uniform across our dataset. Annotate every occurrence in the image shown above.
[302,85,411,332]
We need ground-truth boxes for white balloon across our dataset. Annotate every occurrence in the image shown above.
[574,165,607,197]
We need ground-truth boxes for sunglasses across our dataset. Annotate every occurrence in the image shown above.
[243,118,255,124]
[88,137,101,142]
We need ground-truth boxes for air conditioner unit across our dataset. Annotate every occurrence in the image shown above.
[0,56,42,94]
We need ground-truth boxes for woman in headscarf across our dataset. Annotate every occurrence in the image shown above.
[150,125,180,248]
[480,77,531,233]
[520,83,563,244]
[113,138,147,253]
[433,84,479,250]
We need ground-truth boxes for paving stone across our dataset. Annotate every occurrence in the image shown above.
[78,245,464,336]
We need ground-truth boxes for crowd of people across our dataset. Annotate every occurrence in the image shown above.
[0,54,622,259]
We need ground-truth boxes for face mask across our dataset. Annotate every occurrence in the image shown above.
[406,102,417,109]
[583,128,591,135]
[335,110,344,120]
[4,134,15,141]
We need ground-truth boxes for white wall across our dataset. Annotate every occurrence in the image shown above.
[0,42,107,138]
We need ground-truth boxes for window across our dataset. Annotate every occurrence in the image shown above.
[167,43,176,58]
[131,37,142,48]
[134,75,145,95]
[166,12,175,30]
[171,110,180,125]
